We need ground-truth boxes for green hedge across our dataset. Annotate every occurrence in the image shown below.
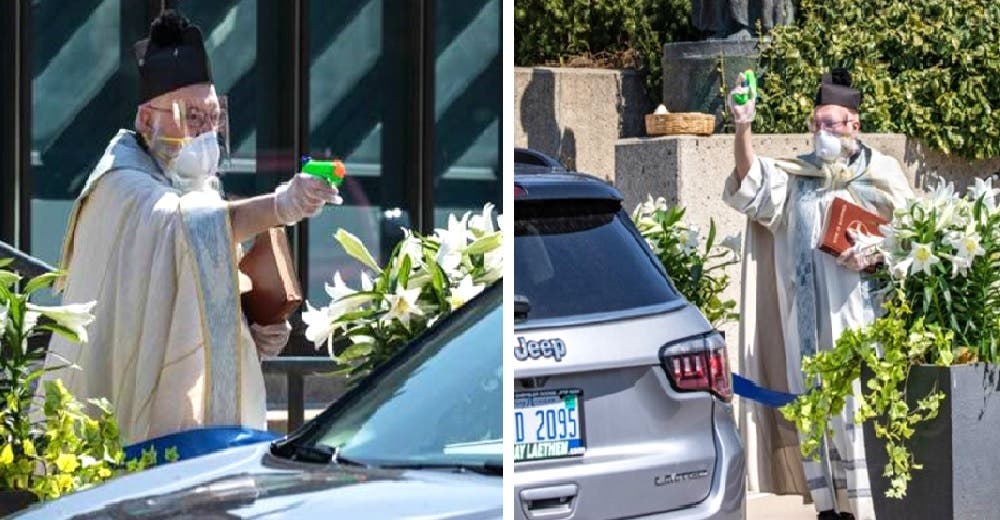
[514,0,699,103]
[755,0,1000,159]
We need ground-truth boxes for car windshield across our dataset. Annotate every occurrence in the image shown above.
[308,282,502,468]
[515,198,679,322]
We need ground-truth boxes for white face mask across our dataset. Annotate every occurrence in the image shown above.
[163,131,221,193]
[814,130,842,162]
[814,130,857,163]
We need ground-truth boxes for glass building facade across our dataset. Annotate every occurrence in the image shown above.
[1,0,501,352]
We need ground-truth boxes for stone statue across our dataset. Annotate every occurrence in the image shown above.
[691,0,795,40]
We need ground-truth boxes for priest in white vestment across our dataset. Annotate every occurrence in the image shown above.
[40,9,342,445]
[723,69,914,520]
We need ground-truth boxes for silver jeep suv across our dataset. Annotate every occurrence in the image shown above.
[513,150,745,520]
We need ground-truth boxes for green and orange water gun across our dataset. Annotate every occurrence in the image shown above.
[301,155,347,187]
[732,70,757,105]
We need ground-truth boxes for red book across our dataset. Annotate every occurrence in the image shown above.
[239,227,303,326]
[820,197,888,257]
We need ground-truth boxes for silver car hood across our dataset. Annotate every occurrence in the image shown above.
[14,443,501,519]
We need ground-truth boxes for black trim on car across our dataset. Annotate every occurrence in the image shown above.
[513,173,621,201]
[514,299,690,332]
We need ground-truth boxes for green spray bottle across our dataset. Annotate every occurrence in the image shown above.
[732,70,757,105]
[301,155,347,186]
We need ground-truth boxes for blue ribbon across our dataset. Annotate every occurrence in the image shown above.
[124,426,279,463]
[733,374,799,407]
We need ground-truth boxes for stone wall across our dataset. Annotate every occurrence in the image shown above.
[615,133,1000,354]
[514,67,650,183]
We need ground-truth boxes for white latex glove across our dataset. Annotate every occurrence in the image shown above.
[251,321,292,358]
[837,228,883,272]
[727,72,756,125]
[274,173,343,225]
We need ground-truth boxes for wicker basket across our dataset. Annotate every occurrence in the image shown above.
[645,112,716,136]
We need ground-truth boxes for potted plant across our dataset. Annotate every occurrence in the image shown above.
[780,178,1000,519]
[0,261,163,514]
[301,203,503,377]
[631,195,741,330]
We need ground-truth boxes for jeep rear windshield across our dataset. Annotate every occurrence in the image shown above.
[515,198,679,322]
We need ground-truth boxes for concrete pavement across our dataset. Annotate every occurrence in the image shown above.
[748,493,815,520]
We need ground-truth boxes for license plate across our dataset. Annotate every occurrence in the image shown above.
[514,389,585,462]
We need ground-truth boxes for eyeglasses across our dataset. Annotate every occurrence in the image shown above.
[148,102,222,134]
[808,116,857,133]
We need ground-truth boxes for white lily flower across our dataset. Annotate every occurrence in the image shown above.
[398,229,425,268]
[449,275,485,309]
[970,177,999,211]
[876,224,898,255]
[848,227,885,253]
[0,302,7,332]
[480,249,503,283]
[681,227,700,254]
[324,271,356,301]
[360,272,374,292]
[946,254,973,278]
[22,311,39,336]
[635,195,654,217]
[929,181,956,209]
[383,285,425,329]
[935,202,956,231]
[435,212,472,251]
[25,301,97,343]
[888,255,912,279]
[908,242,941,276]
[948,231,985,260]
[719,232,743,255]
[636,216,660,231]
[434,213,472,274]
[635,195,668,217]
[302,302,343,347]
[469,203,496,234]
[435,241,464,276]
[303,290,378,348]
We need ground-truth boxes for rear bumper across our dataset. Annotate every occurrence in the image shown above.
[631,401,745,520]
[513,400,746,520]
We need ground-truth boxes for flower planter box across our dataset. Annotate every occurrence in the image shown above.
[862,364,1000,520]
[0,490,38,515]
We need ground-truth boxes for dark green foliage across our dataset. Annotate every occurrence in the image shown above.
[755,0,1000,159]
[514,0,700,103]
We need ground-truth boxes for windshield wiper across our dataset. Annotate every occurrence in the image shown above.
[269,438,335,463]
[375,461,503,476]
[514,294,531,320]
[269,439,365,467]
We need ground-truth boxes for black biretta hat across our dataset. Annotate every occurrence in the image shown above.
[134,9,212,104]
[814,68,861,110]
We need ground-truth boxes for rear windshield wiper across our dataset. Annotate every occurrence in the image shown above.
[376,461,503,476]
[514,294,531,320]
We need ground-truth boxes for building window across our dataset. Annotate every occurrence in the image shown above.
[17,0,500,336]
[433,0,501,227]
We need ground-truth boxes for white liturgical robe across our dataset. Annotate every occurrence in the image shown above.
[723,144,913,518]
[42,129,266,445]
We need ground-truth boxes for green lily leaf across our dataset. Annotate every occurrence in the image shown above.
[334,229,381,273]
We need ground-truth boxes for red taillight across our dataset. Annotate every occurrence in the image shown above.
[661,334,732,402]
[514,184,527,198]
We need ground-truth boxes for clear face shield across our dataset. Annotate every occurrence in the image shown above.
[145,93,231,173]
